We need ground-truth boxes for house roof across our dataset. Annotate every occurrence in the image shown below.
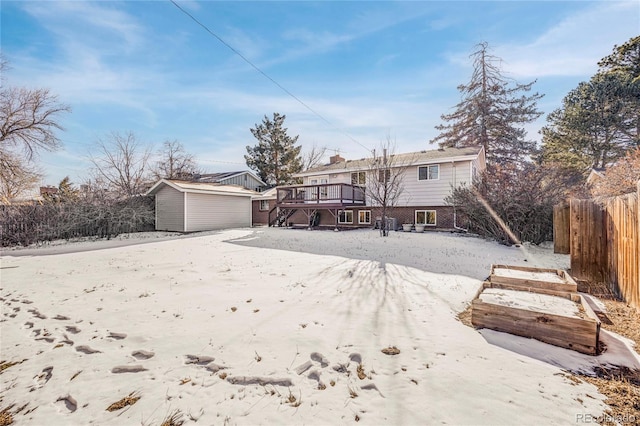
[295,146,483,177]
[146,179,258,197]
[195,171,266,186]
[586,167,606,185]
[252,187,277,200]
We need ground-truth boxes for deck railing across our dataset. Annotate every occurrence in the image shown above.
[276,183,365,206]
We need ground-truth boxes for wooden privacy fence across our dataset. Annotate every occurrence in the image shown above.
[554,182,640,311]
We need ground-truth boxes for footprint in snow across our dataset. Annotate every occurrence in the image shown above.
[310,352,329,367]
[131,350,155,360]
[56,395,78,413]
[111,365,147,374]
[34,366,54,388]
[349,353,362,364]
[107,332,127,340]
[27,308,47,320]
[53,315,70,320]
[75,345,101,355]
[184,354,215,365]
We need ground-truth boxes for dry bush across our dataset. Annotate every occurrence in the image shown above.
[0,196,154,247]
[590,149,640,198]
[161,410,184,426]
[0,406,13,426]
[447,163,579,245]
[106,392,141,412]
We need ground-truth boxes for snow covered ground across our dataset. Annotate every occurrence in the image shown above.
[1,227,639,425]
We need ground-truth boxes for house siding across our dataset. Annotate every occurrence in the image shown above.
[155,185,185,232]
[398,161,472,206]
[304,160,473,207]
[185,193,251,232]
[220,174,264,191]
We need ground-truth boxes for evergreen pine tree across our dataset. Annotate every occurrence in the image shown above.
[540,36,640,171]
[245,113,302,185]
[431,42,543,166]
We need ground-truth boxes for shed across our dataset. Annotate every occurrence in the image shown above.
[146,179,256,232]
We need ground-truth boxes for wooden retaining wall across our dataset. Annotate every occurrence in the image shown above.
[555,182,640,311]
[471,279,601,355]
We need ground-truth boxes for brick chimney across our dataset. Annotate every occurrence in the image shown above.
[329,154,345,164]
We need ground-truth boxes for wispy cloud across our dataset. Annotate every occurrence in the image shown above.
[495,2,639,78]
[23,1,144,51]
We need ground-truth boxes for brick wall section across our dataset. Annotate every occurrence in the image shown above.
[282,206,457,230]
[252,200,271,225]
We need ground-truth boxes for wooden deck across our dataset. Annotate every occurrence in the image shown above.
[269,183,366,227]
[276,183,365,207]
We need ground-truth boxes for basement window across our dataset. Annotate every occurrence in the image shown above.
[338,210,353,224]
[359,210,371,224]
[415,210,437,226]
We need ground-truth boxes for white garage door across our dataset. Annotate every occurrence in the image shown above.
[185,193,251,232]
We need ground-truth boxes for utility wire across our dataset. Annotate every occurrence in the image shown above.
[169,0,372,154]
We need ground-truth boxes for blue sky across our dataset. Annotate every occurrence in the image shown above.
[2,1,639,186]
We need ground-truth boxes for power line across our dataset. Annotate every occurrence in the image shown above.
[169,0,372,155]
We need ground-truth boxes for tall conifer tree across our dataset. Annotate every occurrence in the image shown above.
[245,113,302,185]
[431,42,543,166]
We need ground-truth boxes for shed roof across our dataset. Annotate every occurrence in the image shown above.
[146,179,258,197]
[295,146,483,177]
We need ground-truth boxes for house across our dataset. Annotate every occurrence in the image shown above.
[146,179,256,232]
[193,171,266,192]
[271,146,486,229]
[586,167,606,187]
[251,187,277,226]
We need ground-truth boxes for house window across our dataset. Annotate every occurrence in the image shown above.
[338,210,353,224]
[358,210,371,224]
[320,178,328,198]
[418,165,439,180]
[351,172,366,185]
[415,210,436,226]
[378,169,390,183]
[259,200,270,211]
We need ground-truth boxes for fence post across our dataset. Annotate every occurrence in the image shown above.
[637,180,640,311]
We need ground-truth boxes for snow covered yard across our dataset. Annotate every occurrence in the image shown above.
[0,228,637,425]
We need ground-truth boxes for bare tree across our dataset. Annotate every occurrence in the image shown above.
[152,140,200,180]
[0,151,42,204]
[301,143,327,170]
[88,131,152,199]
[0,57,69,202]
[0,86,71,160]
[366,137,414,236]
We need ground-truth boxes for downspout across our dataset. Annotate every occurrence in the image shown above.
[451,160,468,232]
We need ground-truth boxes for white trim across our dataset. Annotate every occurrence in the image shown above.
[183,192,188,232]
[415,210,437,226]
[417,164,440,181]
[259,200,270,211]
[338,210,354,224]
[358,210,371,224]
[147,179,255,198]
